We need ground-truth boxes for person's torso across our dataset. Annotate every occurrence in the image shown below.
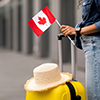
[81,0,100,27]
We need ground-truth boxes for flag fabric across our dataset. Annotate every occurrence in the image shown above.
[28,6,56,37]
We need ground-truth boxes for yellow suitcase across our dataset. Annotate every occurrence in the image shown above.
[25,81,86,100]
[25,34,86,100]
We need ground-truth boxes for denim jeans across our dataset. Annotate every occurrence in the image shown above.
[80,34,100,100]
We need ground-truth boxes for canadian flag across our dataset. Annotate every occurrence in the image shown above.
[28,6,56,37]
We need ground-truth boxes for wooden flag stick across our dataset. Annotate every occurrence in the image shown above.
[55,20,75,46]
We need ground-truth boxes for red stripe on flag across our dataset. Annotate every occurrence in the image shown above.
[28,19,43,37]
[42,6,56,24]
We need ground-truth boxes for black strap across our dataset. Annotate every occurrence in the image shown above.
[66,82,76,100]
[66,82,81,100]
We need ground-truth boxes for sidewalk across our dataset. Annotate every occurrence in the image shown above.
[0,48,85,100]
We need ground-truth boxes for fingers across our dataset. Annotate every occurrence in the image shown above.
[60,25,76,36]
[62,29,69,37]
[60,25,69,37]
[60,25,68,30]
[61,27,67,33]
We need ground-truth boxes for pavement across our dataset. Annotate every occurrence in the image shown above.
[0,48,85,100]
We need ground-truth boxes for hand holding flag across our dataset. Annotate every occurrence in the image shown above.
[28,6,75,45]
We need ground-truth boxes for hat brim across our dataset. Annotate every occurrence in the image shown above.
[24,72,72,92]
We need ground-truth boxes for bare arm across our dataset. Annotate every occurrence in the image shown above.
[60,24,99,37]
[80,24,99,35]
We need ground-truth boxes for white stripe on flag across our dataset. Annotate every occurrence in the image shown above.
[32,10,51,32]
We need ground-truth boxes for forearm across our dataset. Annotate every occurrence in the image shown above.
[60,23,100,37]
[80,24,99,35]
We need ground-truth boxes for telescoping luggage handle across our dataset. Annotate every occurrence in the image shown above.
[57,33,76,80]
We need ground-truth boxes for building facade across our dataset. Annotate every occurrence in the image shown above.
[0,0,85,69]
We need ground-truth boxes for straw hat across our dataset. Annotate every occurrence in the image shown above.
[24,63,72,92]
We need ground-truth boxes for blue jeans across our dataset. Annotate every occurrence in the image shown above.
[80,34,100,100]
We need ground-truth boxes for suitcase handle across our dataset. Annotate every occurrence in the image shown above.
[57,33,76,80]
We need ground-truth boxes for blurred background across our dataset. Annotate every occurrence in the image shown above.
[0,0,85,100]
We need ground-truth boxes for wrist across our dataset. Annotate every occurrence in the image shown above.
[75,27,81,37]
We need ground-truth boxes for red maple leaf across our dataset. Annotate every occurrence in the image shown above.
[38,17,47,25]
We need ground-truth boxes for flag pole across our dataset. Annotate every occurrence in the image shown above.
[55,20,75,46]
[55,19,61,27]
